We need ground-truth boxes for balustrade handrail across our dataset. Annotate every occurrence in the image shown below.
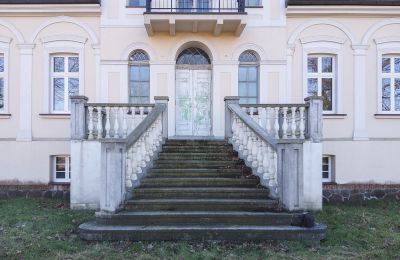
[86,103,155,108]
[239,103,309,108]
[126,103,167,148]
[228,103,277,149]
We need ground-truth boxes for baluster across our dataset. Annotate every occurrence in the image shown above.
[87,106,94,140]
[246,130,253,162]
[139,107,145,125]
[262,143,270,180]
[265,107,271,134]
[248,107,254,119]
[251,136,259,168]
[113,107,120,138]
[231,114,237,143]
[122,106,128,138]
[291,106,297,139]
[105,106,111,138]
[257,107,263,126]
[130,107,136,131]
[96,106,103,139]
[269,147,277,187]
[257,141,265,175]
[282,107,288,139]
[299,107,305,139]
[242,124,249,156]
[274,107,280,139]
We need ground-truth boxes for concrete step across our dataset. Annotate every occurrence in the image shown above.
[139,177,260,188]
[149,168,247,174]
[131,187,268,199]
[124,199,279,211]
[95,211,304,226]
[158,153,237,160]
[164,140,228,146]
[147,170,249,178]
[162,146,234,153]
[153,160,245,169]
[80,222,327,241]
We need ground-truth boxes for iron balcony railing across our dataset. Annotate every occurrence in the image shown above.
[145,0,246,13]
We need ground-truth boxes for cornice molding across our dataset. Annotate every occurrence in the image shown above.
[287,5,400,17]
[0,4,101,16]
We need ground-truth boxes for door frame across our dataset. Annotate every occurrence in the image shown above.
[175,64,213,137]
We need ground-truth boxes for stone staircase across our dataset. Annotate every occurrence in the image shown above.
[80,139,326,241]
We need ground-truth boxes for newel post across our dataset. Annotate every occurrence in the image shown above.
[224,96,240,139]
[305,96,323,143]
[70,95,88,140]
[154,96,169,139]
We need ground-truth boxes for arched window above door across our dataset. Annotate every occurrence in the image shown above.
[129,50,150,104]
[238,50,259,104]
[176,48,211,65]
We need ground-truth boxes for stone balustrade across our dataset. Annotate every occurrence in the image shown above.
[225,96,324,211]
[240,104,307,140]
[85,104,155,140]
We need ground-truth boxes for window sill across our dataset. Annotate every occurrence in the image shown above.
[0,113,11,119]
[126,5,145,8]
[323,114,347,119]
[39,113,71,119]
[374,114,400,119]
[48,181,70,186]
[246,6,263,8]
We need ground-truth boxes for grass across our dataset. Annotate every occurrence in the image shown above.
[0,198,399,259]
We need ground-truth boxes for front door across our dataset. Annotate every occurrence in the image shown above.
[176,69,211,136]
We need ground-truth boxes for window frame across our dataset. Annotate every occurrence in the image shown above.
[127,0,146,7]
[52,155,71,183]
[238,50,260,104]
[322,155,334,183]
[128,50,150,104]
[50,54,80,113]
[378,54,400,113]
[0,36,11,114]
[306,54,336,113]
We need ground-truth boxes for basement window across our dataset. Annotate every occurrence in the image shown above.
[322,155,334,183]
[52,155,71,183]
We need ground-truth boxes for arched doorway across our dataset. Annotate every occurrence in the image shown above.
[175,47,211,136]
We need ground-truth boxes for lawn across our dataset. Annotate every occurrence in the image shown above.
[0,198,399,259]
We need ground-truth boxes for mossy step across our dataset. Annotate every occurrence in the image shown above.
[158,153,236,160]
[80,222,327,241]
[147,171,249,178]
[153,161,245,169]
[95,211,304,226]
[140,177,260,188]
[124,199,278,211]
[131,187,268,199]
[164,140,228,146]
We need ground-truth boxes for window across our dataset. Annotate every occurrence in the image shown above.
[51,54,79,113]
[322,155,334,182]
[128,0,146,7]
[380,55,400,113]
[129,50,150,104]
[53,155,71,182]
[307,55,335,112]
[0,54,4,112]
[238,50,259,104]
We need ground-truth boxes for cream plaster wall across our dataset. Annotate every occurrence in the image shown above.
[0,4,400,185]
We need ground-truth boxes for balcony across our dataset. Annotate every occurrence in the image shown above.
[143,0,247,36]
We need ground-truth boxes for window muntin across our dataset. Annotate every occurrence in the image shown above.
[307,55,335,112]
[53,155,71,182]
[238,50,259,104]
[51,55,79,113]
[322,155,333,182]
[129,50,150,104]
[0,54,4,112]
[176,48,210,65]
[381,55,400,112]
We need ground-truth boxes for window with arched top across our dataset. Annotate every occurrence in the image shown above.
[238,50,259,104]
[176,47,211,65]
[129,50,150,104]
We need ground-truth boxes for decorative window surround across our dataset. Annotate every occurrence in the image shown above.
[41,35,86,114]
[238,50,260,104]
[0,36,11,115]
[301,36,345,115]
[375,37,400,115]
